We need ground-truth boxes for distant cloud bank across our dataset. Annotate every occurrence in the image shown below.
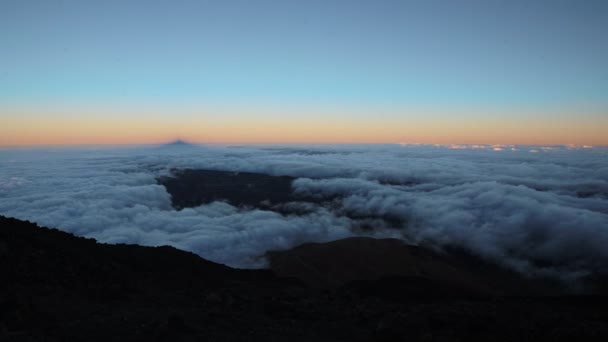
[1,143,607,281]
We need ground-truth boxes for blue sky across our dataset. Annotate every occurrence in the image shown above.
[0,0,607,145]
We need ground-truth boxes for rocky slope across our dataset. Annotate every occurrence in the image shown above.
[1,215,608,341]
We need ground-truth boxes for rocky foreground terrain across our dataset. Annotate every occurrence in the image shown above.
[2,215,608,341]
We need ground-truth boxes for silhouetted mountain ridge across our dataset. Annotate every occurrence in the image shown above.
[2,215,608,341]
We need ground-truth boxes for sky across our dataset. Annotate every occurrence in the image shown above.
[1,0,607,145]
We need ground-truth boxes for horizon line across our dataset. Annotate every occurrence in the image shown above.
[0,140,603,149]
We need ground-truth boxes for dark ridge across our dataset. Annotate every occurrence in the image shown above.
[265,237,567,295]
[2,216,608,341]
[267,237,495,293]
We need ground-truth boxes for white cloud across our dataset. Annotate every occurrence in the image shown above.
[0,143,607,279]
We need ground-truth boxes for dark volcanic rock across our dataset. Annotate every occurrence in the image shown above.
[267,237,498,294]
[266,237,568,296]
[2,215,608,342]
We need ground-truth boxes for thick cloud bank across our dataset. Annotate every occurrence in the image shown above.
[0,143,607,279]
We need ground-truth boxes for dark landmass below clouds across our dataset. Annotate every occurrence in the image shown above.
[158,169,297,210]
[2,215,608,341]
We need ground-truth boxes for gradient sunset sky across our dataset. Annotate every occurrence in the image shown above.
[1,0,607,146]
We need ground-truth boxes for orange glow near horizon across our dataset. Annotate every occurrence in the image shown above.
[1,108,607,147]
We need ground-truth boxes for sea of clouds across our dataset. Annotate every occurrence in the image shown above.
[1,143,607,280]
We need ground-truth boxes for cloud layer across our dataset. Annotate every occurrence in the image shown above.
[1,144,607,280]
